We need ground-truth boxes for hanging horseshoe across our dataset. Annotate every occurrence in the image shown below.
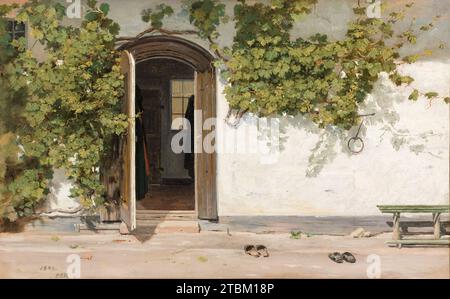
[347,113,375,154]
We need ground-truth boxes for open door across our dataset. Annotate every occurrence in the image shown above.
[119,50,136,231]
[195,68,217,220]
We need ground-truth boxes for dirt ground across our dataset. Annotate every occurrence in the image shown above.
[0,231,448,279]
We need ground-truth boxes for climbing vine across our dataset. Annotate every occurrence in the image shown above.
[0,3,52,222]
[141,4,174,29]
[0,0,127,222]
[141,0,448,130]
[1,0,449,222]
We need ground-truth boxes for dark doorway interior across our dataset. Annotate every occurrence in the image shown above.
[135,58,195,211]
[141,89,162,184]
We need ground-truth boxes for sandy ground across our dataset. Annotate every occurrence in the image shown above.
[0,231,448,279]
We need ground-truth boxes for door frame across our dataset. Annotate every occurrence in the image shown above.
[119,50,137,231]
[118,36,218,222]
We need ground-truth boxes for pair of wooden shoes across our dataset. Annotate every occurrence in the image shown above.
[328,252,356,263]
[245,245,270,257]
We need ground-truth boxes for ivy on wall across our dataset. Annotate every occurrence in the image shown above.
[0,0,449,222]
[141,0,448,130]
[0,3,52,222]
[0,0,127,222]
[141,4,174,29]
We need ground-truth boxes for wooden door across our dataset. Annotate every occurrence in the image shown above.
[119,50,136,231]
[195,69,217,220]
[141,89,162,184]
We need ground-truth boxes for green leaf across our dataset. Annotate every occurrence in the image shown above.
[87,0,97,9]
[408,89,419,101]
[85,11,98,22]
[54,3,66,18]
[400,76,414,85]
[109,22,120,35]
[100,3,110,16]
[424,92,439,99]
[402,55,419,64]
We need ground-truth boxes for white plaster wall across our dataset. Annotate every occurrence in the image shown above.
[45,169,81,212]
[45,0,449,216]
[216,66,449,216]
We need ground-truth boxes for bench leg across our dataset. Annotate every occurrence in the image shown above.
[393,212,401,240]
[433,213,441,240]
[440,225,446,236]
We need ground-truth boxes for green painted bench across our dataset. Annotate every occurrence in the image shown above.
[377,205,450,248]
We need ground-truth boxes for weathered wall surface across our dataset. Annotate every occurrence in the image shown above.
[22,0,450,216]
[216,69,449,216]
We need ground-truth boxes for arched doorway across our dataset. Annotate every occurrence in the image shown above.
[118,36,217,231]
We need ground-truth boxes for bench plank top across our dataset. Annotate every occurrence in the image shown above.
[386,239,450,246]
[377,205,449,213]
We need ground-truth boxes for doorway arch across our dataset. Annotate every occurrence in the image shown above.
[118,36,218,227]
[119,35,214,72]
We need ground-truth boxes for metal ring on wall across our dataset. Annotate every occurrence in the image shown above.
[347,136,365,154]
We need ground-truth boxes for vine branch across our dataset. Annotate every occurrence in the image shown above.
[117,27,199,42]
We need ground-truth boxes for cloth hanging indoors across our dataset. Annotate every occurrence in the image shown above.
[184,95,195,180]
[135,85,150,201]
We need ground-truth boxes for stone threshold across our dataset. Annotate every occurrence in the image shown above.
[15,215,450,236]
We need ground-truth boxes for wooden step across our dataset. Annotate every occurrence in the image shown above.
[135,210,199,233]
[136,210,197,221]
[136,220,200,233]
[136,210,195,215]
[136,218,197,226]
[136,214,196,221]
